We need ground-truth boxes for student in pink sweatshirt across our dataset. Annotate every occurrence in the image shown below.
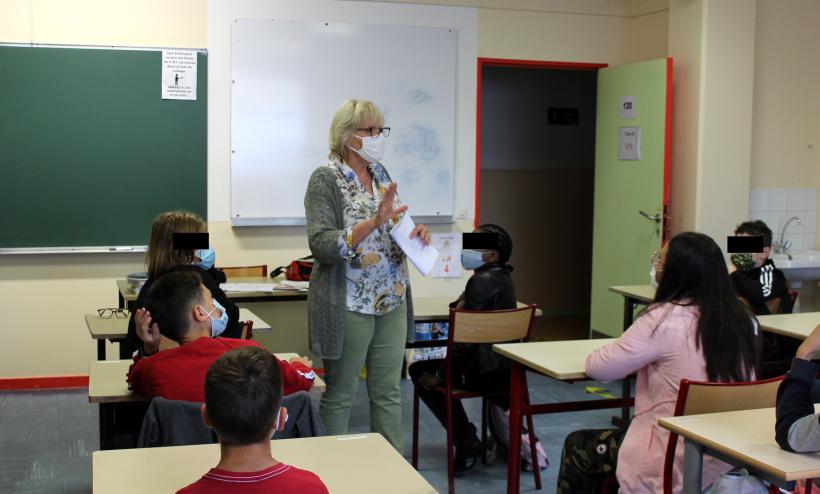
[555,232,758,494]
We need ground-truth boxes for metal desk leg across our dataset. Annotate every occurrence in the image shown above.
[507,362,525,494]
[99,403,114,451]
[682,438,704,494]
[97,339,105,360]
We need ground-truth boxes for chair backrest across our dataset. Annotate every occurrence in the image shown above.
[662,376,783,494]
[449,305,536,344]
[219,264,267,279]
[239,320,254,340]
[138,397,216,448]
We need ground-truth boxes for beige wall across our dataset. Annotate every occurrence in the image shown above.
[750,0,820,248]
[0,0,207,377]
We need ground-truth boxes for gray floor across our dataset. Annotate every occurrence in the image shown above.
[0,374,624,493]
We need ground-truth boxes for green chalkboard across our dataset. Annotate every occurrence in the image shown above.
[0,45,207,251]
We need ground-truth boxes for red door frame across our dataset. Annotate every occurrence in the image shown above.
[475,58,608,227]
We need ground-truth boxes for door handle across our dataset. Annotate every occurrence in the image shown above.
[639,210,661,223]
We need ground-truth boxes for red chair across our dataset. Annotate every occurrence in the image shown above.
[411,305,542,494]
[662,376,784,494]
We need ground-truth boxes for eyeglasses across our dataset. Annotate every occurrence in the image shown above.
[356,127,390,137]
[98,308,129,319]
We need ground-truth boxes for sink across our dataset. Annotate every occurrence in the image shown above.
[771,250,820,282]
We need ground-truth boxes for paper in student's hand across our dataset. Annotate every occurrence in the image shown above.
[389,214,439,276]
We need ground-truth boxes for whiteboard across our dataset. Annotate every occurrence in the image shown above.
[230,19,457,225]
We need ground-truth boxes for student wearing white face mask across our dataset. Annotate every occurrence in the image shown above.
[304,99,431,453]
[124,211,243,358]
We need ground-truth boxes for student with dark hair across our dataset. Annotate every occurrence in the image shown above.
[123,211,242,358]
[127,271,315,402]
[556,232,758,493]
[408,224,528,472]
[177,346,329,493]
[729,220,792,315]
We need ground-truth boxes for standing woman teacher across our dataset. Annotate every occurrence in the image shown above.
[304,99,430,452]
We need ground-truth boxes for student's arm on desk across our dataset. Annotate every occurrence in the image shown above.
[278,356,317,395]
[776,324,820,452]
[585,307,665,382]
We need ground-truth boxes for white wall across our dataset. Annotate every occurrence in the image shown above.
[750,0,820,248]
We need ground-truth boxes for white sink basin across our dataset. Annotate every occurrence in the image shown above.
[771,250,820,282]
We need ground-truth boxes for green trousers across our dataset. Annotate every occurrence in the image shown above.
[319,302,407,452]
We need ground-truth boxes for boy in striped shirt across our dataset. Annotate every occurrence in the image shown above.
[178,346,328,493]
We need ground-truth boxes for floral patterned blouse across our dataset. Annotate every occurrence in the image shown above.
[327,160,409,315]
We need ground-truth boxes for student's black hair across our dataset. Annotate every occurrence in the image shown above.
[476,223,513,267]
[651,232,757,382]
[734,220,773,247]
[143,270,205,342]
[205,346,283,446]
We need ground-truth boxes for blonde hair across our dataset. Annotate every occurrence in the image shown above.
[145,210,207,279]
[328,99,384,162]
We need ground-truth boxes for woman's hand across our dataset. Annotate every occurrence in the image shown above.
[374,183,408,227]
[410,223,432,245]
[135,308,161,356]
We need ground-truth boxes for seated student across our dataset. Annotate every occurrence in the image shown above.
[556,232,758,493]
[729,220,792,315]
[730,220,796,378]
[178,346,329,494]
[775,323,820,453]
[128,270,315,402]
[123,210,243,358]
[409,224,531,471]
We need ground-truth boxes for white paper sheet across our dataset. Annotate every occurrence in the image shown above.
[430,233,462,278]
[220,283,276,292]
[161,50,197,100]
[389,215,439,276]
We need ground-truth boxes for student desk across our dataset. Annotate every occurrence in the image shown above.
[116,277,306,311]
[758,312,820,340]
[659,406,820,493]
[89,354,325,450]
[493,339,635,494]
[85,308,272,360]
[93,433,436,493]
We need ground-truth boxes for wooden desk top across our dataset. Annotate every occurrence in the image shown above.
[93,433,436,494]
[85,313,129,339]
[758,312,820,340]
[609,285,655,303]
[658,406,820,482]
[412,297,542,322]
[85,308,271,340]
[492,339,616,380]
[89,354,325,404]
[118,277,305,303]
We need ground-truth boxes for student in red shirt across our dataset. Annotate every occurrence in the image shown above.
[128,270,315,402]
[178,346,329,494]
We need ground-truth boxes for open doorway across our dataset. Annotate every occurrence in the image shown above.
[477,59,605,341]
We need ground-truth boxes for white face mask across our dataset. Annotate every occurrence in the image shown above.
[650,265,659,289]
[349,133,385,163]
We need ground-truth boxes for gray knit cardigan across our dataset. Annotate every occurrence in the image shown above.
[304,164,415,360]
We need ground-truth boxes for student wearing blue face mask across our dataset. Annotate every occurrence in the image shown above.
[123,211,242,358]
[128,270,316,402]
[408,224,542,472]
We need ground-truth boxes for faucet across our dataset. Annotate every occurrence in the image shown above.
[775,216,802,256]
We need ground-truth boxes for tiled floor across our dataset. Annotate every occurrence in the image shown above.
[0,373,624,493]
